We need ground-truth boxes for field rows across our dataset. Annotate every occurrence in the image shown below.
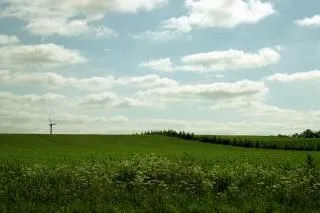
[1,134,320,212]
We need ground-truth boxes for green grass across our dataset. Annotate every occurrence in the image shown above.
[1,134,320,164]
[1,134,320,212]
[217,135,320,150]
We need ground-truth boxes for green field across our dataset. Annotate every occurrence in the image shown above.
[144,130,320,151]
[211,135,320,150]
[2,134,319,162]
[1,134,320,212]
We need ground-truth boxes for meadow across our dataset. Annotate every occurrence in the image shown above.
[1,134,320,212]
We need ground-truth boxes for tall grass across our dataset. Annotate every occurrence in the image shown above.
[1,154,320,212]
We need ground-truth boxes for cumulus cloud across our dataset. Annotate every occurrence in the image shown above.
[0,43,87,70]
[25,18,118,38]
[0,34,20,45]
[3,108,320,135]
[0,91,67,117]
[1,86,320,135]
[25,19,91,37]
[0,91,152,125]
[0,91,65,103]
[0,104,129,134]
[181,48,280,70]
[137,80,268,104]
[112,0,168,13]
[140,58,174,72]
[130,30,185,42]
[78,92,151,109]
[0,71,178,91]
[295,15,320,28]
[116,74,178,88]
[266,70,320,82]
[93,26,118,38]
[163,0,275,31]
[0,90,146,134]
[0,0,168,37]
[134,0,275,41]
[140,47,280,72]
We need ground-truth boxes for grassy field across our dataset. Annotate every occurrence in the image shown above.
[218,135,320,150]
[1,134,320,212]
[206,135,320,151]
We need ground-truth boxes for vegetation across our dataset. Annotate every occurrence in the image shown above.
[292,129,320,138]
[1,134,320,212]
[142,130,320,151]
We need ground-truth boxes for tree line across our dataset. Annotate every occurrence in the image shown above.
[139,129,320,151]
[292,129,320,138]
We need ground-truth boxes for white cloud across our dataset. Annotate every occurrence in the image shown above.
[0,91,67,116]
[108,115,129,123]
[0,71,178,91]
[78,92,152,109]
[137,80,268,104]
[0,34,20,45]
[140,58,209,73]
[112,0,168,13]
[238,102,320,127]
[25,18,118,38]
[116,74,178,88]
[0,91,147,134]
[25,19,90,37]
[0,100,130,133]
[182,48,280,70]
[134,0,275,41]
[6,72,68,85]
[0,71,109,89]
[0,70,10,82]
[215,74,225,79]
[266,70,320,82]
[2,87,320,135]
[3,108,320,135]
[140,58,174,72]
[130,30,185,42]
[93,26,118,38]
[295,15,320,28]
[166,0,275,30]
[0,43,87,70]
[1,0,167,37]
[141,47,280,72]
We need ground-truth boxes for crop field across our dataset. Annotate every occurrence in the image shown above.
[1,134,320,212]
[144,130,320,151]
[205,135,320,151]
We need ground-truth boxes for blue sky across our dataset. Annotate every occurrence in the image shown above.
[0,0,320,135]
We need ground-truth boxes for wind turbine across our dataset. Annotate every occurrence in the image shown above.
[49,118,57,135]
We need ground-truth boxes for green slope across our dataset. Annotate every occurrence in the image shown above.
[1,134,320,212]
[1,134,320,165]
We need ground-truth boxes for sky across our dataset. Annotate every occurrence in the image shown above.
[0,0,320,135]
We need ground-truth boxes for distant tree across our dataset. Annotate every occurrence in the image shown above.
[302,129,315,138]
[277,134,288,137]
[292,133,300,138]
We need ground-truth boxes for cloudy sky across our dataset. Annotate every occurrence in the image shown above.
[0,0,320,135]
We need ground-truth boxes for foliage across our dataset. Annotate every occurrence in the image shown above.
[1,154,320,212]
[1,134,320,212]
[292,129,320,139]
[142,130,320,151]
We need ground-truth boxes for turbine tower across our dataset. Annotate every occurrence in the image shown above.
[49,118,57,135]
